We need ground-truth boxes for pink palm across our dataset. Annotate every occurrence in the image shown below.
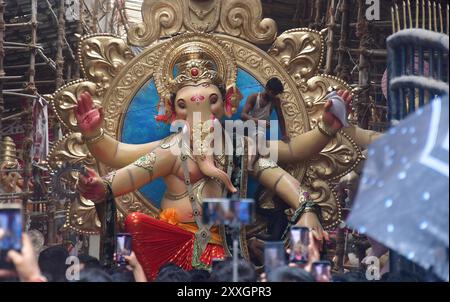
[75,92,104,135]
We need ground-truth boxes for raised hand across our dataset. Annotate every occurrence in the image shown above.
[76,167,106,203]
[322,89,353,132]
[296,212,330,246]
[7,234,46,282]
[75,91,104,137]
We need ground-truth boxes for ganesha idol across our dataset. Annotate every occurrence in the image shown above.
[68,32,381,280]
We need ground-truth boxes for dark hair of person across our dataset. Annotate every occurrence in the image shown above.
[78,254,101,270]
[189,269,211,282]
[209,259,257,282]
[77,268,113,282]
[38,245,69,282]
[266,78,284,95]
[268,266,315,282]
[384,270,423,282]
[332,271,366,282]
[155,263,191,282]
[108,266,136,282]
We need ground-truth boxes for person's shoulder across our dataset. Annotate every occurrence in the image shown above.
[246,93,257,102]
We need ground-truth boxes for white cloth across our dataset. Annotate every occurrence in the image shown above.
[31,97,49,161]
[250,93,272,121]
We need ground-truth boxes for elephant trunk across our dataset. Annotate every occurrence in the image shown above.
[191,120,237,193]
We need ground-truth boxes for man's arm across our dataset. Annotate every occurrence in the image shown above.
[241,94,257,122]
[274,101,288,139]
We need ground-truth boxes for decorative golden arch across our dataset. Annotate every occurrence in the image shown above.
[46,0,363,235]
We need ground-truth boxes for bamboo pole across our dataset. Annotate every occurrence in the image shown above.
[403,1,407,29]
[335,0,351,82]
[56,0,65,89]
[392,7,396,33]
[325,0,336,74]
[428,1,432,31]
[407,0,413,28]
[357,0,371,129]
[0,0,4,141]
[416,0,419,28]
[395,4,401,31]
[433,1,437,32]
[74,0,84,79]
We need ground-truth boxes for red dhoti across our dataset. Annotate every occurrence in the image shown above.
[125,210,225,281]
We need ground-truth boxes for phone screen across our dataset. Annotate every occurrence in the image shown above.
[202,198,254,225]
[289,226,309,264]
[312,261,332,282]
[264,241,286,274]
[0,204,22,269]
[115,233,132,266]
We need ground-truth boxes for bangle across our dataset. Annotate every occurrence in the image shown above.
[281,190,322,240]
[317,119,337,138]
[83,128,105,144]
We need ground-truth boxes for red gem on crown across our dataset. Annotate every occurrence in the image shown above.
[190,68,199,77]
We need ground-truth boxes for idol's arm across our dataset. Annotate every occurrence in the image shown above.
[86,131,162,169]
[74,91,163,169]
[250,159,326,240]
[342,125,383,149]
[271,127,334,164]
[103,145,177,197]
[77,144,177,202]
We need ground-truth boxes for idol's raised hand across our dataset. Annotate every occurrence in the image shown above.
[76,167,106,203]
[75,91,104,137]
[322,89,353,132]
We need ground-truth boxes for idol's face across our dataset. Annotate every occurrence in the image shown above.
[174,81,224,124]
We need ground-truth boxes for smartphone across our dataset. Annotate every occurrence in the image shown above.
[202,198,254,226]
[0,204,22,269]
[114,233,132,266]
[311,261,332,282]
[264,241,286,274]
[289,226,309,264]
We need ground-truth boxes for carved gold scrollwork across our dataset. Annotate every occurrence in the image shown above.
[50,80,101,133]
[218,0,277,45]
[79,34,135,96]
[303,175,342,230]
[47,133,101,234]
[128,0,183,47]
[268,29,325,83]
[47,133,96,174]
[65,197,101,235]
[127,0,277,47]
[308,132,363,182]
[183,0,220,32]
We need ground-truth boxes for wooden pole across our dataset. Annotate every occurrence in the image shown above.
[0,0,5,141]
[74,0,84,79]
[325,0,336,74]
[56,0,65,89]
[357,0,371,129]
[335,0,351,83]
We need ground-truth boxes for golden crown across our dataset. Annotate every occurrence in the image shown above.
[170,50,221,93]
[154,33,241,122]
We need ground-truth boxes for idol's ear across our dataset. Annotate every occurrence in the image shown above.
[224,85,243,118]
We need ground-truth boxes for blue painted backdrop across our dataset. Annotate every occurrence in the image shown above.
[122,69,280,207]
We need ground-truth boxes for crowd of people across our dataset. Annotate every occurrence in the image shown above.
[0,229,426,283]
